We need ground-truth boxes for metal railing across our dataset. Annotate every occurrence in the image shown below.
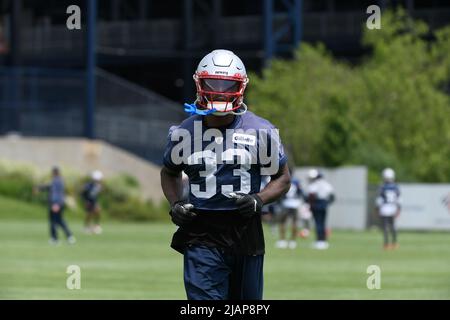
[0,67,185,163]
[16,9,450,57]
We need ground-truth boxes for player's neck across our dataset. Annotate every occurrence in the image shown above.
[204,114,236,128]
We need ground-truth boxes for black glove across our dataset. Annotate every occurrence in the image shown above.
[170,201,196,227]
[232,193,264,219]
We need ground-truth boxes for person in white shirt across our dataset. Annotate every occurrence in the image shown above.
[306,169,335,250]
[276,177,304,249]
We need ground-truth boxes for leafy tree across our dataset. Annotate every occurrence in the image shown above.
[248,8,450,182]
[320,95,362,167]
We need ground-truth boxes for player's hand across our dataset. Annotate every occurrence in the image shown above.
[170,201,196,227]
[230,192,264,219]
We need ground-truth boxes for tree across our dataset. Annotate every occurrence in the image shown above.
[248,8,450,182]
[320,95,361,167]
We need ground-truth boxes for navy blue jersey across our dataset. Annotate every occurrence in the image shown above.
[49,177,65,206]
[376,182,401,216]
[163,111,287,212]
[81,181,102,203]
[377,182,400,204]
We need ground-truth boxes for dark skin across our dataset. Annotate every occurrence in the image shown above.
[160,113,291,207]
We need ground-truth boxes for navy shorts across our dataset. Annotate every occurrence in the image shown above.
[183,245,264,300]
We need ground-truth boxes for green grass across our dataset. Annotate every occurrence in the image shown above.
[1,195,449,299]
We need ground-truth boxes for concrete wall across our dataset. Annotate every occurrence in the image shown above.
[0,136,164,202]
[396,184,450,230]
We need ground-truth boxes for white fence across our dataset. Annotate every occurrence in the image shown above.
[396,184,450,230]
[294,166,450,231]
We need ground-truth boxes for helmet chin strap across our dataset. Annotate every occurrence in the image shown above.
[231,103,247,116]
[212,103,247,116]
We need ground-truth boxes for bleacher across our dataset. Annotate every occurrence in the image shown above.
[16,8,450,62]
[0,67,186,164]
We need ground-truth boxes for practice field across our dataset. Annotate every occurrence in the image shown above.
[1,197,449,299]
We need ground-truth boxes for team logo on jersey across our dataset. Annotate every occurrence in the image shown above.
[232,133,256,146]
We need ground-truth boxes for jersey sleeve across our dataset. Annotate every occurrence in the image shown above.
[259,125,288,175]
[375,186,384,207]
[162,126,185,173]
[271,126,288,168]
[278,142,288,169]
[81,183,89,199]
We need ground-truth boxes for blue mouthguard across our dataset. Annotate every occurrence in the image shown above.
[184,103,216,116]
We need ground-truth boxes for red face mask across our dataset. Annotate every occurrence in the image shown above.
[194,74,247,113]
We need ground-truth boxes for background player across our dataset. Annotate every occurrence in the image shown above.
[160,49,291,300]
[35,166,75,245]
[306,169,335,250]
[276,175,303,249]
[375,168,401,250]
[81,170,104,234]
[297,199,312,239]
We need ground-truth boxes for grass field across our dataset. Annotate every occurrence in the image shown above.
[1,195,449,300]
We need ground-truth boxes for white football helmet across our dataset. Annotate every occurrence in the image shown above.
[382,168,395,181]
[308,169,319,180]
[92,170,103,181]
[193,49,248,116]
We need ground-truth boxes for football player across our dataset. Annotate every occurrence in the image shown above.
[276,175,304,249]
[81,170,103,234]
[160,49,291,300]
[375,168,401,250]
[35,166,76,245]
[306,169,335,250]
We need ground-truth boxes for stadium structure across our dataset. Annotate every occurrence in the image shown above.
[0,0,449,164]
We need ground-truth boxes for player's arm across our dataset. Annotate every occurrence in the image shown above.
[328,192,336,204]
[233,163,290,219]
[296,184,304,199]
[160,166,196,226]
[33,183,50,194]
[257,163,291,205]
[160,166,183,206]
[374,193,383,216]
[307,190,316,206]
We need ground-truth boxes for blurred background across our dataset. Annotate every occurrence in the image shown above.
[0,0,449,299]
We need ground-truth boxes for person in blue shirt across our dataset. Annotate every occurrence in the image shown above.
[36,166,75,245]
[375,168,401,250]
[160,49,291,300]
[81,170,103,234]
